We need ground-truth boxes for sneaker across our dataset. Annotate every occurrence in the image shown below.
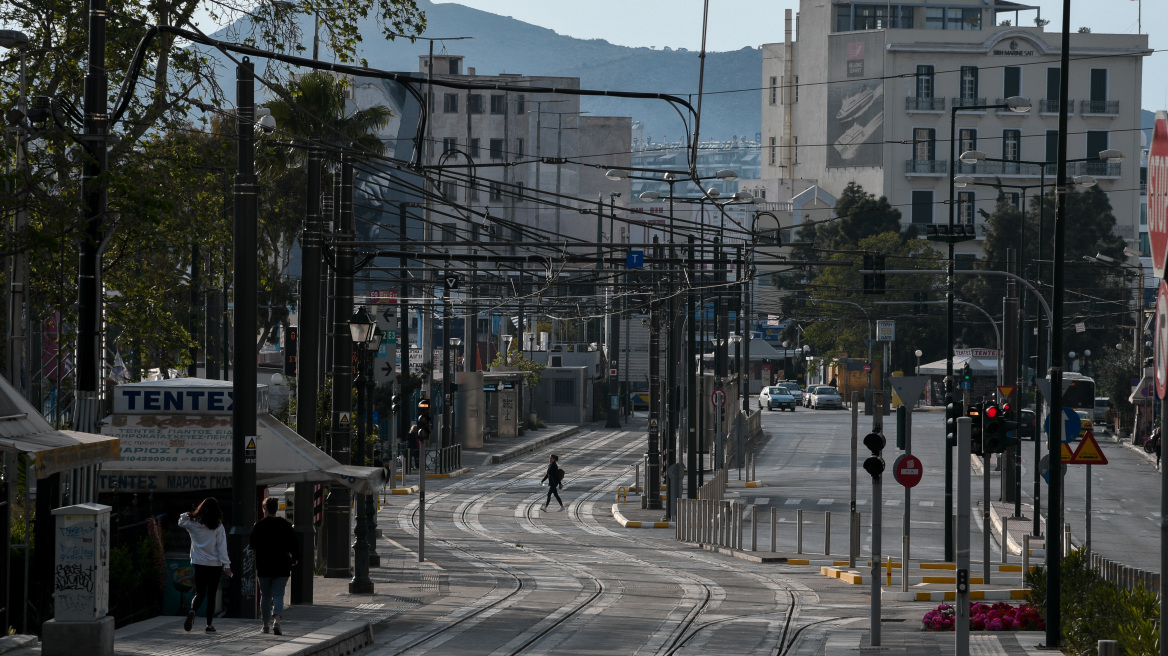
[262,625,269,634]
[184,611,194,632]
[558,505,564,512]
[205,625,216,633]
[273,623,282,636]
[541,505,548,511]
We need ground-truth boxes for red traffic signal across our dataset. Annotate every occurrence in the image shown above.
[985,405,1000,419]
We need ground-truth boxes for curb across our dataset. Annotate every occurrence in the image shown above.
[726,481,765,488]
[255,621,373,656]
[701,545,788,563]
[880,588,1031,602]
[489,427,581,464]
[0,636,36,654]
[611,503,672,529]
[388,485,419,495]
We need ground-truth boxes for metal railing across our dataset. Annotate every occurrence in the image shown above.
[905,96,945,111]
[698,468,726,501]
[955,160,1041,176]
[400,444,462,476]
[905,159,948,175]
[1039,98,1067,113]
[675,498,743,549]
[1080,99,1119,116]
[951,97,988,109]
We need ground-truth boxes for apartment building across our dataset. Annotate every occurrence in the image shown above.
[761,1,1150,258]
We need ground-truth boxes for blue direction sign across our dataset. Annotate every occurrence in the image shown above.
[626,250,644,268]
[1043,406,1082,444]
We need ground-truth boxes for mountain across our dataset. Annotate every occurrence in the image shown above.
[212,0,765,142]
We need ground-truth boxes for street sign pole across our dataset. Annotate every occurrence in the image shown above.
[904,407,912,593]
[850,391,859,568]
[956,416,971,656]
[869,391,884,647]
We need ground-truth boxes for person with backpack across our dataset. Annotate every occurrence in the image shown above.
[178,497,232,633]
[249,496,301,636]
[540,454,565,511]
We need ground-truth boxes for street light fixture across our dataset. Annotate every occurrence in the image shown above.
[915,349,923,375]
[348,306,376,344]
[346,305,376,594]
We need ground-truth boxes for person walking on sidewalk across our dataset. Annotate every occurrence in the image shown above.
[178,497,232,633]
[540,454,565,511]
[249,496,301,636]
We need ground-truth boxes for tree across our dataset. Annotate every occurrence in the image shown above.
[1094,343,1138,431]
[815,182,914,250]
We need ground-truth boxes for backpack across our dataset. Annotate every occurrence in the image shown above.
[555,468,566,483]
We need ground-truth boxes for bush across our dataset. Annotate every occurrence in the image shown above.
[1026,548,1159,655]
[922,602,1043,632]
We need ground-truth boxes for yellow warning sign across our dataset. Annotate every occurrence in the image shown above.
[1069,431,1108,465]
[1060,442,1075,463]
[997,385,1015,398]
[246,438,257,450]
[338,412,351,426]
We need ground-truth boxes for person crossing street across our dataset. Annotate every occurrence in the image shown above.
[541,454,565,511]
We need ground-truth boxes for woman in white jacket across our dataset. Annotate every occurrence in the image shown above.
[178,497,232,633]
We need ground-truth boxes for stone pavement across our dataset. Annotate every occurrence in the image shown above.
[461,423,580,465]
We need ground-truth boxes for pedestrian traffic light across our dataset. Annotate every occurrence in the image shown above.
[390,394,401,415]
[416,399,432,442]
[966,402,984,455]
[946,400,964,446]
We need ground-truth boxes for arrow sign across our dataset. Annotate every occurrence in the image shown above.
[1069,431,1109,465]
[381,362,395,377]
[890,376,928,407]
[1043,406,1081,444]
[381,307,395,323]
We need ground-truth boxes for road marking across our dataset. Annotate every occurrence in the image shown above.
[885,499,900,506]
[817,498,834,505]
[755,498,771,505]
[920,501,935,507]
[785,498,802,505]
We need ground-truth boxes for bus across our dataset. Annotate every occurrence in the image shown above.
[1050,371,1096,415]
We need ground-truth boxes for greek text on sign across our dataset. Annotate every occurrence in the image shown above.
[1068,431,1108,465]
[114,379,269,415]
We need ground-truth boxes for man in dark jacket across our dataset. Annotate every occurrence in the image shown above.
[249,496,301,635]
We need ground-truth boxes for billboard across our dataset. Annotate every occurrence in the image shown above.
[827,31,886,169]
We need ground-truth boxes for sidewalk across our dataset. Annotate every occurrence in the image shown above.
[462,424,581,465]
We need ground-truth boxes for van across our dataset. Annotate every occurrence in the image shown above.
[1093,397,1110,425]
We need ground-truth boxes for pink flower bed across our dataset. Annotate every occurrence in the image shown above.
[922,602,1044,632]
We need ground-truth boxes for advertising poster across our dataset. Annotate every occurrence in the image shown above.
[827,31,886,169]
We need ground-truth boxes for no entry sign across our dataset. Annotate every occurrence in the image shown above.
[1150,111,1168,279]
[892,454,923,488]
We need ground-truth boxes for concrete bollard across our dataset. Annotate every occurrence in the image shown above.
[770,507,777,553]
[1022,535,1030,586]
[1098,640,1118,656]
[737,504,744,550]
[797,509,804,554]
[824,511,831,556]
[752,506,758,551]
[1001,520,1009,563]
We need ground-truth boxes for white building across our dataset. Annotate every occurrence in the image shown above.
[761,1,1150,258]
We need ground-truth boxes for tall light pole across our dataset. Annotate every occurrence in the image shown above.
[347,307,376,594]
[943,95,1031,562]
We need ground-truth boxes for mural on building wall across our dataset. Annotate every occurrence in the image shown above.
[827,31,886,169]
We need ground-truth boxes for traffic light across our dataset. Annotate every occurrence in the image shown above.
[874,255,886,294]
[862,430,885,479]
[982,404,1004,453]
[416,399,432,442]
[390,394,401,415]
[994,403,1022,453]
[946,400,964,446]
[961,362,973,385]
[966,402,984,456]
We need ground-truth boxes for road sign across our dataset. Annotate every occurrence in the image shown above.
[1060,442,1075,462]
[863,363,872,373]
[1157,280,1168,398]
[1043,406,1081,443]
[997,385,1015,398]
[711,388,726,408]
[609,368,618,377]
[876,320,895,342]
[369,289,398,304]
[1069,431,1109,465]
[1149,111,1168,278]
[380,307,396,323]
[890,376,928,407]
[444,275,460,291]
[244,436,257,465]
[1038,454,1068,484]
[649,418,659,429]
[338,412,350,427]
[892,454,923,488]
[626,250,644,268]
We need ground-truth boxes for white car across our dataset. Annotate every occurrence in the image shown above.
[810,386,843,409]
[758,387,796,411]
[803,385,821,407]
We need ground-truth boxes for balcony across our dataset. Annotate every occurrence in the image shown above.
[995,99,1030,115]
[905,159,948,175]
[906,96,945,112]
[1039,99,1072,114]
[951,97,988,110]
[1080,100,1119,116]
[1066,161,1122,178]
[956,160,1042,176]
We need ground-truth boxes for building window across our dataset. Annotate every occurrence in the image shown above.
[957,192,975,224]
[516,95,525,114]
[911,190,933,224]
[960,67,979,102]
[770,76,778,105]
[1141,232,1152,257]
[1045,130,1058,164]
[515,138,524,158]
[554,379,575,405]
[441,182,457,202]
[468,94,484,114]
[950,8,981,30]
[1002,129,1021,163]
[489,181,503,201]
[794,75,799,102]
[769,136,777,165]
[443,93,458,113]
[447,59,459,75]
[1003,192,1021,211]
[1003,67,1021,99]
[959,129,977,157]
[1090,69,1108,102]
[469,138,480,159]
[837,4,853,31]
[489,138,504,160]
[439,222,456,241]
[490,94,506,115]
[471,223,481,242]
[913,128,935,161]
[1086,130,1109,159]
[916,65,935,98]
[516,181,525,200]
[442,137,457,155]
[925,7,944,29]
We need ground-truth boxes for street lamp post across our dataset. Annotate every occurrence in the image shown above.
[915,349,923,376]
[944,95,1031,562]
[347,306,376,594]
[365,324,383,567]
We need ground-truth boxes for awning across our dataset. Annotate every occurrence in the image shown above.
[917,355,999,377]
[99,412,385,494]
[0,376,120,478]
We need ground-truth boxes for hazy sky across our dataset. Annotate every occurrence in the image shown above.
[434,0,1168,110]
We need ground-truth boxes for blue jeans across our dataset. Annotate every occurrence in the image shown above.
[258,576,288,624]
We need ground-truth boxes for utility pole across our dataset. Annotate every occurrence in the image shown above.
[324,155,354,579]
[1002,248,1020,507]
[227,58,259,619]
[647,248,662,510]
[292,142,323,605]
[74,0,109,433]
[687,235,699,497]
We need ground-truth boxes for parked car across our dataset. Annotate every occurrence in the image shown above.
[803,385,820,407]
[810,386,843,409]
[777,383,803,406]
[759,387,796,411]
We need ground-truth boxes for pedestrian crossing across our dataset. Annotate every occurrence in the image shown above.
[765,497,942,509]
